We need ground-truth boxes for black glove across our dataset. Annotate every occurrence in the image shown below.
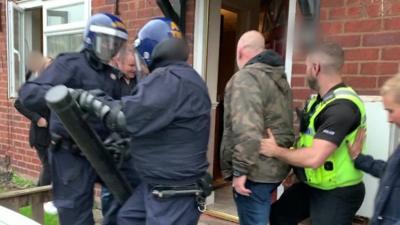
[104,103,127,132]
[71,88,127,132]
[69,88,107,108]
[77,89,112,120]
[69,88,84,100]
[104,133,130,167]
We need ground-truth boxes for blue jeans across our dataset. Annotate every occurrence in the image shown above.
[233,180,279,225]
[101,186,113,216]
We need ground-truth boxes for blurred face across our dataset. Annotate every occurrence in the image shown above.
[27,53,45,72]
[383,92,400,127]
[305,56,320,91]
[118,53,136,79]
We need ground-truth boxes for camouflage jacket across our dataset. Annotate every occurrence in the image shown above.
[220,50,295,183]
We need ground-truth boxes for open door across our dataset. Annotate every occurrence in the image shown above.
[206,0,290,221]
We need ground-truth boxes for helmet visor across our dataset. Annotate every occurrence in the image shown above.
[95,34,126,62]
[132,39,149,80]
[133,48,149,81]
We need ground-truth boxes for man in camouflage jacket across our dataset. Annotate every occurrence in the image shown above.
[220,30,294,225]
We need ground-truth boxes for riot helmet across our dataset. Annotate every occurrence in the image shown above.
[84,13,128,63]
[134,17,188,70]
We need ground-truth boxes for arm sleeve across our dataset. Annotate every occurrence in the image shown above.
[119,72,179,136]
[19,58,74,113]
[230,73,268,175]
[314,100,360,146]
[393,220,400,225]
[14,98,41,123]
[354,154,387,178]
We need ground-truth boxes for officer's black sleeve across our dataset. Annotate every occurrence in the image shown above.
[19,57,74,113]
[354,154,387,178]
[314,99,361,146]
[118,71,180,136]
[14,98,42,123]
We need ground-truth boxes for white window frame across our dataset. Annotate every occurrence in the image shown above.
[7,1,25,98]
[14,0,42,9]
[6,0,91,98]
[43,0,91,56]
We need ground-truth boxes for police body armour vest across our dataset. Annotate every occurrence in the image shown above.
[296,87,366,190]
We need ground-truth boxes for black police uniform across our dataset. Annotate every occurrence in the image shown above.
[14,98,51,186]
[19,50,121,225]
[113,60,211,225]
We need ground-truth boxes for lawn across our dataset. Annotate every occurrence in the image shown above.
[19,205,59,225]
[1,174,59,225]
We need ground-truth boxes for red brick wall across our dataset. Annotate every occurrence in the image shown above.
[0,2,41,179]
[0,0,195,179]
[91,0,195,62]
[2,0,400,179]
[292,0,400,109]
[0,2,7,161]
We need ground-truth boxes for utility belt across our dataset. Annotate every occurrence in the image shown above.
[151,173,213,212]
[48,134,83,155]
[49,134,131,166]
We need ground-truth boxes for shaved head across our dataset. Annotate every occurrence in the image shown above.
[236,30,265,69]
[237,30,265,52]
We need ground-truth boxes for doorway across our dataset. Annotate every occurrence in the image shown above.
[205,0,290,221]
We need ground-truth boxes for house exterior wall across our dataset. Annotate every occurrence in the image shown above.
[291,0,400,108]
[1,2,40,178]
[0,0,195,179]
[0,0,400,179]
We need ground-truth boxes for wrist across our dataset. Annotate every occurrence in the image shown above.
[233,170,247,178]
[272,146,283,157]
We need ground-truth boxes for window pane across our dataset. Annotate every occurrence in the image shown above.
[47,3,84,26]
[13,7,25,94]
[47,33,83,58]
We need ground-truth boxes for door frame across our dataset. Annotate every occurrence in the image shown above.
[193,0,297,208]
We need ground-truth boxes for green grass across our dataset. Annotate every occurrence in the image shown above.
[11,174,35,188]
[0,173,35,193]
[2,174,58,224]
[19,205,59,225]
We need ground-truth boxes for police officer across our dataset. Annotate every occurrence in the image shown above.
[78,18,212,225]
[19,13,128,225]
[260,42,366,225]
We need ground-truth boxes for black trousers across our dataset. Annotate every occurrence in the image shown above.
[34,144,51,186]
[270,182,365,225]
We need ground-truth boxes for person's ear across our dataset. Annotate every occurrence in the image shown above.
[313,63,321,77]
[237,48,242,60]
[236,48,243,68]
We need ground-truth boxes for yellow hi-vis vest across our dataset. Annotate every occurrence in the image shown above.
[296,87,366,190]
